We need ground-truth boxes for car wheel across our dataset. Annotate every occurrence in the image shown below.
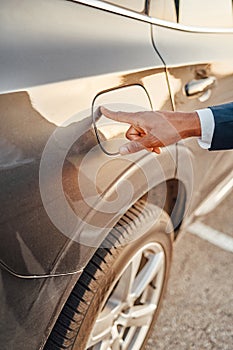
[44,200,174,350]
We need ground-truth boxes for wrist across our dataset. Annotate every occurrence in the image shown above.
[188,111,201,137]
[178,111,201,139]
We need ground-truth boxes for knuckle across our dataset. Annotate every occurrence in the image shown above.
[131,141,142,151]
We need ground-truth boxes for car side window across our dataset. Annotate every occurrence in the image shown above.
[149,0,233,28]
[101,0,146,13]
[178,0,233,28]
[149,0,177,22]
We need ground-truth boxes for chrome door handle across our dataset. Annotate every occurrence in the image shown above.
[185,76,216,97]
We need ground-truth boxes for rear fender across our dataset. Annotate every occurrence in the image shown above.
[49,145,177,276]
[0,90,176,277]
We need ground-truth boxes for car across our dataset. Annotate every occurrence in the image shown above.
[0,1,232,349]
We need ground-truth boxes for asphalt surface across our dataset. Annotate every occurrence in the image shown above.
[146,192,233,350]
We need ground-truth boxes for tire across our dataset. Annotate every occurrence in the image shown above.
[44,200,174,350]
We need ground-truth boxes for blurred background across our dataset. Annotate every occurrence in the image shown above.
[146,192,233,350]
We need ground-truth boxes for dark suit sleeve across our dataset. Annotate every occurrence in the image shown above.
[208,102,233,151]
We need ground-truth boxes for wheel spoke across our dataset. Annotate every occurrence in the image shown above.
[121,327,137,349]
[118,304,157,328]
[131,251,164,300]
[111,336,123,350]
[86,242,166,350]
[99,339,111,350]
[87,311,114,347]
[111,251,142,303]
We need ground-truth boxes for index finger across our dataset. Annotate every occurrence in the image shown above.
[100,106,140,125]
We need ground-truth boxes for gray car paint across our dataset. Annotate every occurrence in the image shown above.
[0,0,232,349]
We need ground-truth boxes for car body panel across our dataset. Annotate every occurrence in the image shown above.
[0,265,82,350]
[0,1,174,277]
[0,0,162,92]
[0,81,175,277]
[103,0,146,13]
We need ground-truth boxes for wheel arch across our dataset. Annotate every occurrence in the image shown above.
[50,147,179,276]
[41,151,188,349]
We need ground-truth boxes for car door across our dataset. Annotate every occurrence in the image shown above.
[149,0,233,215]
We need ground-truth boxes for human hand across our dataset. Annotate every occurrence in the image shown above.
[100,107,200,155]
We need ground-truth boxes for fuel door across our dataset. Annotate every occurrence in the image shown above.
[92,85,152,156]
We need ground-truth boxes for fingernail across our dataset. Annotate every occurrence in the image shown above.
[100,106,108,113]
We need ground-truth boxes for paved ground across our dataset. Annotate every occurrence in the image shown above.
[146,192,233,350]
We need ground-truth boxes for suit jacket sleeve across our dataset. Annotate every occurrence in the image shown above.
[208,102,233,150]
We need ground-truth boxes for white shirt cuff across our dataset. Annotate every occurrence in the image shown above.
[196,108,215,149]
